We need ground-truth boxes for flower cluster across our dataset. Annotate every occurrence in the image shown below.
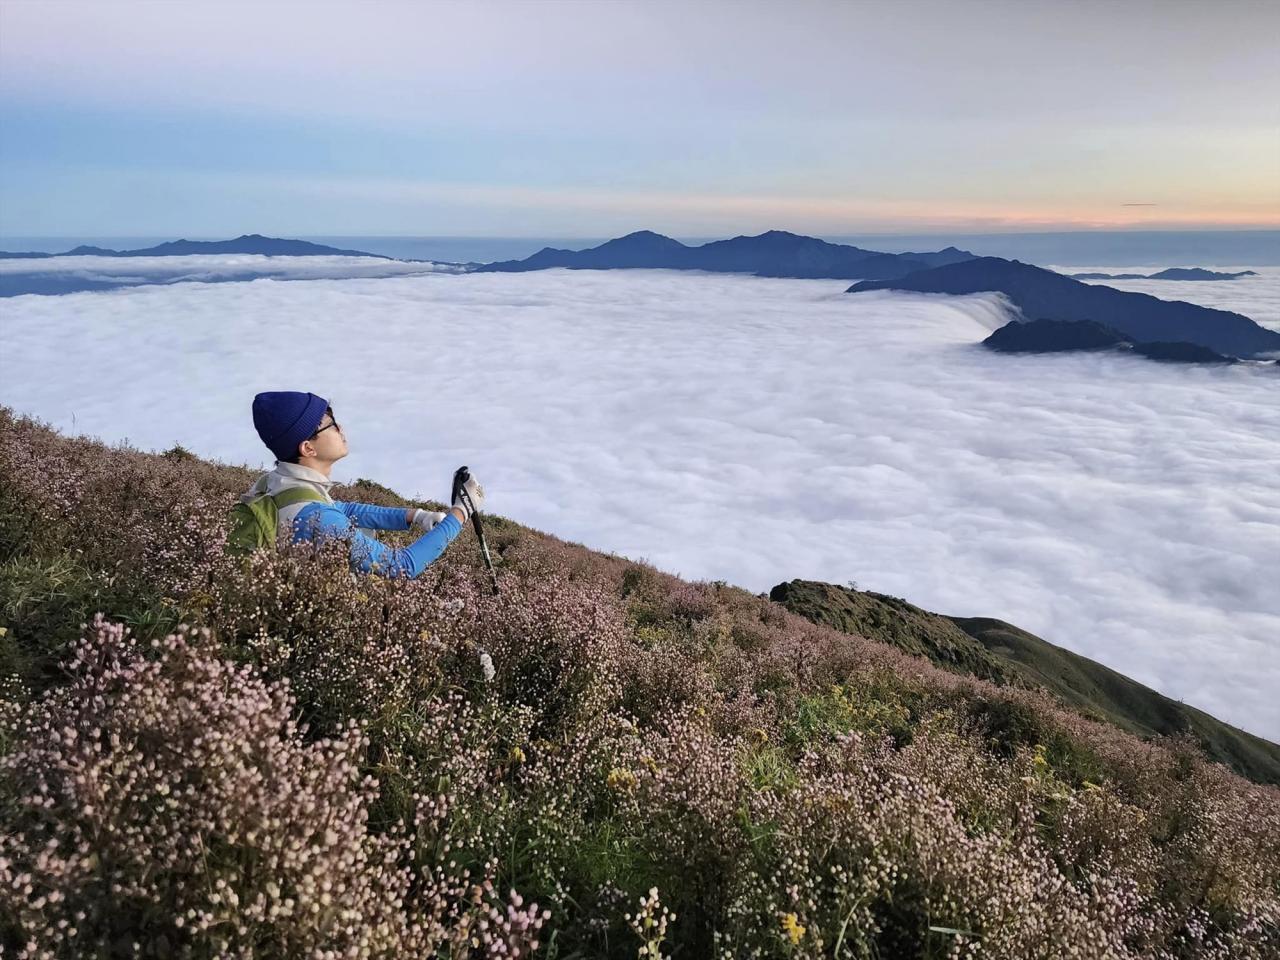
[0,615,545,958]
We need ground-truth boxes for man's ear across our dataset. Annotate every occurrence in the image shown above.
[297,438,315,460]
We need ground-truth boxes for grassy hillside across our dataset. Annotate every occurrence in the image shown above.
[769,580,1280,785]
[766,580,1014,683]
[2,408,1278,959]
[951,616,1280,784]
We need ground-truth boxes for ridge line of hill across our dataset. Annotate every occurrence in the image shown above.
[769,579,1280,784]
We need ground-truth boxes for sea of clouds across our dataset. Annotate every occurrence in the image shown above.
[2,264,1278,739]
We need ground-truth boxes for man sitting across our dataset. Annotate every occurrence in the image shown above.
[244,390,482,578]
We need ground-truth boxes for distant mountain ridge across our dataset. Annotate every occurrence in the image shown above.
[0,234,393,260]
[476,229,977,280]
[847,256,1280,359]
[0,234,475,297]
[1072,268,1258,281]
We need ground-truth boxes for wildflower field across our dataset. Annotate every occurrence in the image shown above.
[1,407,1277,958]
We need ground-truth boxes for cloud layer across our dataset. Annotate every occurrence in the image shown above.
[3,266,1277,739]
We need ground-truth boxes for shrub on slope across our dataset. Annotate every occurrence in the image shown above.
[1,408,1278,959]
[1,615,546,958]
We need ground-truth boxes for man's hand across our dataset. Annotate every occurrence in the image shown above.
[411,509,448,532]
[452,473,486,521]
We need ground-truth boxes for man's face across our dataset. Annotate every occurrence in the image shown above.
[300,408,348,463]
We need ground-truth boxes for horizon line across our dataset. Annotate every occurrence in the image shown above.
[4,226,1280,242]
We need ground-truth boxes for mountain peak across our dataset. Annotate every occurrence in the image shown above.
[606,230,684,247]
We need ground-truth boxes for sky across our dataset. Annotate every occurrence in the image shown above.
[3,262,1280,739]
[1,0,1278,237]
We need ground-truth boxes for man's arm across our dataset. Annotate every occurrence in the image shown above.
[334,501,413,531]
[293,502,463,578]
[336,501,468,531]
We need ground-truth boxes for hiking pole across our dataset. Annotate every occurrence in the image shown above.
[453,465,500,596]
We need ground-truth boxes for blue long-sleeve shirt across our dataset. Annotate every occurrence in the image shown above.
[241,461,463,579]
[291,500,462,578]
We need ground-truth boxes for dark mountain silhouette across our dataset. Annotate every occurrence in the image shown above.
[1133,341,1237,364]
[1071,273,1146,280]
[62,245,124,257]
[1072,268,1258,281]
[902,245,974,269]
[0,275,134,297]
[693,230,878,275]
[496,230,689,271]
[984,318,1131,353]
[771,579,1280,785]
[847,257,1280,359]
[0,247,121,259]
[0,234,390,260]
[587,230,689,264]
[983,319,1238,364]
[1151,268,1257,280]
[476,229,976,280]
[755,250,930,280]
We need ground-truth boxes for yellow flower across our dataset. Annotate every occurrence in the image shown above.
[508,746,526,764]
[607,767,638,791]
[781,912,805,945]
[1032,744,1049,771]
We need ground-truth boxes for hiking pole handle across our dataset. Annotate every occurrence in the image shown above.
[453,466,500,595]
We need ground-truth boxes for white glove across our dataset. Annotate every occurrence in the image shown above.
[452,474,486,520]
[411,509,448,532]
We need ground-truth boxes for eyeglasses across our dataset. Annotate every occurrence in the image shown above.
[310,411,341,439]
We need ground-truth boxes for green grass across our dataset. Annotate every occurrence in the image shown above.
[773,579,1280,785]
[951,615,1280,785]
[768,580,1011,683]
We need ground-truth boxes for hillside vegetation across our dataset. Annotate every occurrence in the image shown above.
[769,580,1280,785]
[1,408,1278,959]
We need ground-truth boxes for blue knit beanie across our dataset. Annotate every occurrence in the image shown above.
[252,391,329,462]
